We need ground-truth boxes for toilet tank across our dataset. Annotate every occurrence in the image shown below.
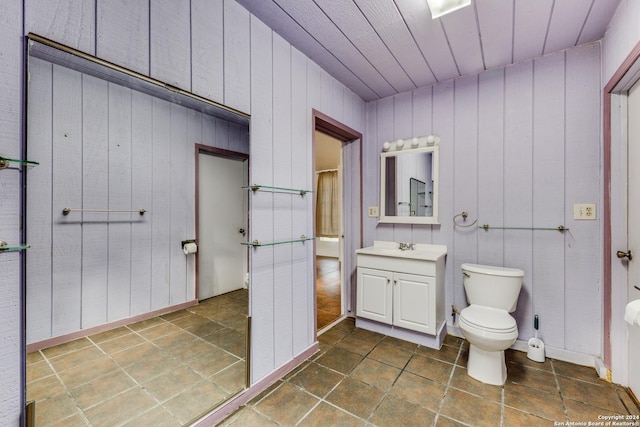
[462,263,524,312]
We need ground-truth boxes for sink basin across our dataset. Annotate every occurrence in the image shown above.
[356,241,447,261]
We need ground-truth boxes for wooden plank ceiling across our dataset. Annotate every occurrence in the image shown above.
[236,0,620,101]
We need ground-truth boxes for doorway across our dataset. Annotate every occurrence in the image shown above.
[315,131,343,330]
[197,147,249,300]
[313,110,363,334]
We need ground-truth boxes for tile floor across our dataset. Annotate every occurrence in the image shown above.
[316,257,342,330]
[27,289,248,426]
[222,318,640,427]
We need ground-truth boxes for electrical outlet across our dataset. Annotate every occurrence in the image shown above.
[368,206,379,217]
[574,203,597,220]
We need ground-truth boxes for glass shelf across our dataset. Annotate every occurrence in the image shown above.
[0,244,31,252]
[480,225,569,232]
[0,157,40,169]
[242,184,313,196]
[242,236,315,247]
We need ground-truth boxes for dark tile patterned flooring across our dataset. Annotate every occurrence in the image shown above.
[222,318,640,427]
[27,289,248,426]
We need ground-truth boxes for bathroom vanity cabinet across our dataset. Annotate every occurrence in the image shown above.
[355,241,447,348]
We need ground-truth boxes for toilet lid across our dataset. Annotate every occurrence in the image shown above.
[460,305,517,333]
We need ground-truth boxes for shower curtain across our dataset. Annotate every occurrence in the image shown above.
[316,170,340,237]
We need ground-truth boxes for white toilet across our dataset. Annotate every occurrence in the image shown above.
[458,263,524,386]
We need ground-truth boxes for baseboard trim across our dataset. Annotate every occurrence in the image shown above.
[192,342,320,427]
[26,300,198,352]
[447,324,601,372]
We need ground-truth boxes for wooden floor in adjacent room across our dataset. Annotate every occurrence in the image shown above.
[316,256,342,330]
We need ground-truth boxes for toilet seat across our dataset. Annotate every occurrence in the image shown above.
[459,305,517,334]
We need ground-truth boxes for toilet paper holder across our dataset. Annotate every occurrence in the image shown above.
[181,239,198,255]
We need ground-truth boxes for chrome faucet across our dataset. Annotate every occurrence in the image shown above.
[399,242,415,251]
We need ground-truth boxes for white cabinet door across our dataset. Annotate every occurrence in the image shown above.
[393,273,435,334]
[357,267,393,324]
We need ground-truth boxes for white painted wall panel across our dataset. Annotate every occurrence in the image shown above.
[169,104,188,305]
[224,0,251,113]
[185,109,201,303]
[97,0,149,74]
[564,44,602,354]
[291,48,311,354]
[130,91,154,316]
[107,84,133,322]
[249,16,276,383]
[25,0,95,54]
[504,61,534,337]
[431,81,455,309]
[191,0,224,104]
[532,52,566,349]
[26,58,53,343]
[150,98,172,311]
[477,69,505,265]
[452,75,479,308]
[81,75,109,328]
[150,0,191,89]
[0,1,22,404]
[363,102,379,247]
[51,65,83,336]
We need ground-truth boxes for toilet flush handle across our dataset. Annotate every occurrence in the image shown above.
[617,250,633,261]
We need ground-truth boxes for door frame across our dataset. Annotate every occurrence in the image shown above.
[604,40,640,386]
[195,144,250,301]
[312,110,362,337]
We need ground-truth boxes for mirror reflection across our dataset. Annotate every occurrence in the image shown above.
[25,36,249,426]
[380,144,439,224]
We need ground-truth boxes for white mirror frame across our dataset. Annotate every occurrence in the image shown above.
[379,144,439,225]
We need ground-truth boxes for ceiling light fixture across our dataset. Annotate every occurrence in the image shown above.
[426,0,471,19]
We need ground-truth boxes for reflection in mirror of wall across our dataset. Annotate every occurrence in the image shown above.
[380,136,440,224]
[25,35,250,426]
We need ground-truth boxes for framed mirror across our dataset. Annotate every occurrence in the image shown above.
[380,140,439,224]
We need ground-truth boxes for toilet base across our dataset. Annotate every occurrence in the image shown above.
[467,344,508,386]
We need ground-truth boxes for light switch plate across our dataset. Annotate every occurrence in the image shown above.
[574,203,596,220]
[368,206,379,217]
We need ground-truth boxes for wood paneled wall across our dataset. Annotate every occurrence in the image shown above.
[248,18,365,381]
[0,2,365,422]
[364,44,602,357]
[26,57,249,344]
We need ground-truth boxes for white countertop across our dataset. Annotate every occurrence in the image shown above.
[356,241,447,261]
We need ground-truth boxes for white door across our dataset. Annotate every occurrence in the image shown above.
[394,273,435,334]
[356,267,393,324]
[626,81,640,398]
[198,153,247,300]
